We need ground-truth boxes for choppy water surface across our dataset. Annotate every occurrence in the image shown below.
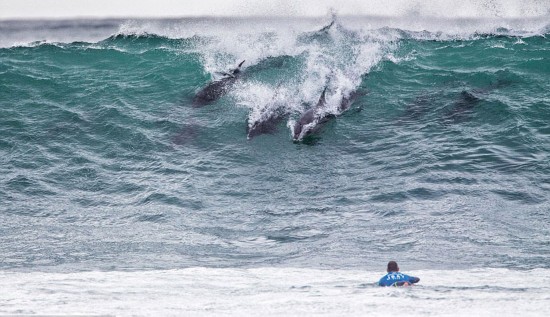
[0,14,549,316]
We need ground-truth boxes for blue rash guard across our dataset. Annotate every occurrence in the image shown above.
[378,271,420,287]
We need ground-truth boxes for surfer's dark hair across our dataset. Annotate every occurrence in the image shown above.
[387,261,399,272]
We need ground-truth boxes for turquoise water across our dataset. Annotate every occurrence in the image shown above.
[0,18,549,272]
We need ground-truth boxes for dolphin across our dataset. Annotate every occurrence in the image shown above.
[292,88,361,141]
[245,83,290,139]
[338,90,360,113]
[246,111,288,139]
[442,90,481,124]
[396,93,436,125]
[192,60,245,107]
[292,87,330,141]
[441,79,513,124]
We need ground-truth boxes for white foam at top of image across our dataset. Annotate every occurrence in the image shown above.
[1,0,548,19]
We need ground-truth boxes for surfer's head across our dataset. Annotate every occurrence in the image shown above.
[387,261,399,272]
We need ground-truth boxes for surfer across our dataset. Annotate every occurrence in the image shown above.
[378,261,420,287]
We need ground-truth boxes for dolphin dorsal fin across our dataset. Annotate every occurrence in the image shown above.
[321,86,327,99]
[319,20,335,33]
[316,86,328,108]
[232,60,246,75]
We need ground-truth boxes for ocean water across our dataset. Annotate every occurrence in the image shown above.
[0,12,549,316]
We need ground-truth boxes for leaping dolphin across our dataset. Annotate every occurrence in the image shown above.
[193,60,245,107]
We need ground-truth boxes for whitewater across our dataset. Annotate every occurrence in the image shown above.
[1,1,550,315]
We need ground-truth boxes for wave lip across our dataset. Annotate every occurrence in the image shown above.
[1,13,549,48]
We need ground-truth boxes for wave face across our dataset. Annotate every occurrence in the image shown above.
[0,17,549,273]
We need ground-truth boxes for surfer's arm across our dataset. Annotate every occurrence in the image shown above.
[409,276,420,284]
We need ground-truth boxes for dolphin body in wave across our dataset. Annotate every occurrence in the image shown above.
[292,88,359,141]
[441,90,481,124]
[246,109,288,139]
[193,60,245,107]
[246,84,289,139]
[292,87,329,141]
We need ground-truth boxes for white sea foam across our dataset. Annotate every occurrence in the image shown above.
[1,268,549,316]
[1,14,548,49]
[2,0,548,19]
[236,0,549,19]
[222,20,391,137]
